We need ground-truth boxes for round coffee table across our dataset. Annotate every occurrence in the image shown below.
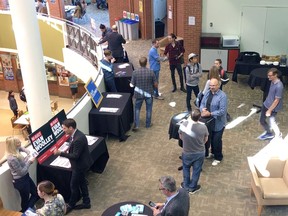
[101,201,153,216]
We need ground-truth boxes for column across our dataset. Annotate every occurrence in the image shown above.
[9,0,52,131]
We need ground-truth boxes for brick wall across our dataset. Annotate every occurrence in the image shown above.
[46,0,65,19]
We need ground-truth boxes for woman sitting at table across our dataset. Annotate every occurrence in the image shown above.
[36,180,66,216]
[5,137,38,212]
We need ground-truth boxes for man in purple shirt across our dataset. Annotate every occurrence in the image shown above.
[164,33,186,93]
[258,68,283,140]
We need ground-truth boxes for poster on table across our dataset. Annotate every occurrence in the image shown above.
[29,110,68,164]
[84,77,103,108]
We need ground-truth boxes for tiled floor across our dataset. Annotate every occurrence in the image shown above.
[1,4,288,216]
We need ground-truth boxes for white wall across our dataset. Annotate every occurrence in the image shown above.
[202,0,288,34]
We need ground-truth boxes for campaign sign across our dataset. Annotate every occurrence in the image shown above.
[29,110,68,164]
[84,77,103,108]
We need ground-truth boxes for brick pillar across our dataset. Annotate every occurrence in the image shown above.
[167,0,202,64]
[46,0,65,19]
[0,0,9,10]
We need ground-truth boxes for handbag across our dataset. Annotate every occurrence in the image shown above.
[194,91,204,108]
[179,55,184,64]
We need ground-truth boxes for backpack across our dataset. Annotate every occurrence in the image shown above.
[220,69,229,85]
[20,89,26,102]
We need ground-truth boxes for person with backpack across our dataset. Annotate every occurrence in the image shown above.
[185,53,202,112]
[20,87,27,103]
[214,59,231,121]
[214,59,229,89]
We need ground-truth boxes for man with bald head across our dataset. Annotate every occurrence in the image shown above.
[200,78,227,166]
[98,25,126,63]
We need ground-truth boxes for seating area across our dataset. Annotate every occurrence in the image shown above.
[248,156,288,216]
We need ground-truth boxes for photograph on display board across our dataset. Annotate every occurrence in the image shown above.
[0,54,14,80]
[0,59,3,80]
[84,77,103,108]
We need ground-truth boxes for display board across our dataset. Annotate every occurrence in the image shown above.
[84,77,103,108]
[29,110,68,164]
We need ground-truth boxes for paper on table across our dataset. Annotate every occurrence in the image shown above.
[58,142,70,152]
[117,63,130,69]
[99,107,119,113]
[106,94,123,99]
[86,135,98,146]
[50,156,71,168]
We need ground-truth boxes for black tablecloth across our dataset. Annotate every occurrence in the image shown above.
[101,201,153,216]
[232,61,288,82]
[114,63,134,94]
[89,92,133,141]
[37,136,109,201]
[248,68,282,102]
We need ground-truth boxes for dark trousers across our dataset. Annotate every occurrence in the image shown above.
[186,85,199,111]
[260,105,277,133]
[13,174,38,212]
[105,79,117,92]
[210,127,225,161]
[169,64,184,89]
[69,170,90,207]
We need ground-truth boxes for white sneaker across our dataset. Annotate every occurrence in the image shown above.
[212,160,221,166]
[206,153,214,159]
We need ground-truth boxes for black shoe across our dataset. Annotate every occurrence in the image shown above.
[74,203,91,210]
[180,182,185,188]
[188,185,201,194]
[178,166,183,171]
[172,88,177,93]
[180,88,187,93]
[179,156,182,160]
[66,204,73,214]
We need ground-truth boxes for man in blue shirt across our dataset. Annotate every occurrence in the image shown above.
[148,39,167,100]
[258,68,283,140]
[200,78,227,166]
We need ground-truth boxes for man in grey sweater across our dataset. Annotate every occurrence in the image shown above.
[185,53,203,112]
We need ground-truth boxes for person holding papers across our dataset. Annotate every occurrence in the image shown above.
[5,136,38,212]
[99,49,117,92]
[54,118,92,214]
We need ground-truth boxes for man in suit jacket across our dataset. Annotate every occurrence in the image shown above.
[98,25,126,63]
[152,176,190,216]
[54,118,93,213]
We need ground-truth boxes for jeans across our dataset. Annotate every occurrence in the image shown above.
[134,97,153,128]
[186,85,199,111]
[105,78,117,92]
[153,70,160,96]
[13,174,39,212]
[69,170,90,207]
[260,105,278,135]
[211,127,225,161]
[169,64,184,89]
[182,151,205,190]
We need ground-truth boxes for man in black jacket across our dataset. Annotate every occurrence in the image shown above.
[54,118,93,213]
[152,176,190,216]
[98,25,126,63]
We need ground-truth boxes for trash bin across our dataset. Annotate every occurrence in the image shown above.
[155,21,165,38]
[122,19,130,40]
[126,20,139,40]
[119,18,128,37]
[115,17,121,33]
